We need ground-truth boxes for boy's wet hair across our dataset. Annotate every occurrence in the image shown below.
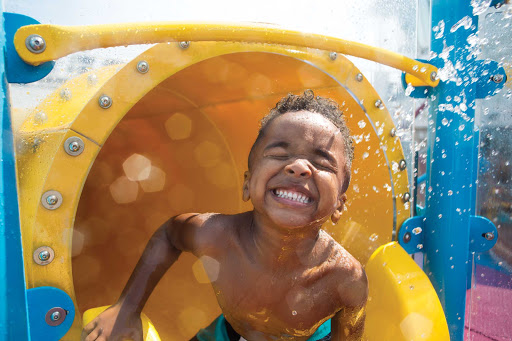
[249,90,354,193]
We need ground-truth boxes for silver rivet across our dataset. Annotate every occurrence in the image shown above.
[375,99,384,109]
[179,41,190,49]
[430,71,438,82]
[98,95,112,109]
[51,311,61,321]
[25,34,46,54]
[356,73,363,82]
[483,232,495,241]
[136,60,149,74]
[329,52,337,60]
[41,190,63,210]
[64,136,85,156]
[390,127,397,137]
[399,159,407,170]
[33,246,55,265]
[403,192,411,202]
[490,74,504,83]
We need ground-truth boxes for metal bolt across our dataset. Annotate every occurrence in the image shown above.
[179,41,190,49]
[33,246,55,265]
[46,195,58,206]
[430,71,438,82]
[390,127,397,137]
[483,232,495,241]
[403,232,411,243]
[25,34,46,54]
[39,250,50,261]
[51,311,61,321]
[403,192,411,202]
[98,95,112,109]
[399,159,407,171]
[41,190,63,210]
[64,136,85,156]
[491,74,504,84]
[355,73,363,82]
[136,60,149,74]
[329,52,337,60]
[375,99,384,109]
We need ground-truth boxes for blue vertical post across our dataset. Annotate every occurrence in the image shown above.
[425,1,478,339]
[0,2,31,340]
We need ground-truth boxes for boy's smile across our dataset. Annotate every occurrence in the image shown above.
[244,110,348,229]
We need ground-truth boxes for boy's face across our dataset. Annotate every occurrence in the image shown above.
[243,111,348,229]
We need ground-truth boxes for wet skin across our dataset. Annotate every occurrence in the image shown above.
[82,111,368,341]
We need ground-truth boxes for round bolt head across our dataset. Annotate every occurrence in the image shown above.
[179,41,190,49]
[403,192,411,202]
[430,71,438,82]
[98,95,112,109]
[390,127,397,137]
[46,195,58,206]
[39,250,50,261]
[356,73,364,82]
[399,159,407,171]
[491,74,504,83]
[33,246,55,265]
[375,99,384,109]
[51,311,61,321]
[64,136,85,156]
[403,232,411,243]
[329,52,337,60]
[41,190,63,210]
[136,60,149,74]
[25,34,46,54]
[483,232,495,241]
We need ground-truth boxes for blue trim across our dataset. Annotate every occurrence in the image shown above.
[3,12,54,84]
[0,5,31,340]
[26,287,75,341]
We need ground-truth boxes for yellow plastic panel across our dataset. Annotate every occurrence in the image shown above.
[83,306,161,341]
[364,242,449,341]
[15,41,413,340]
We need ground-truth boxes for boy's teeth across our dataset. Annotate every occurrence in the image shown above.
[274,189,310,203]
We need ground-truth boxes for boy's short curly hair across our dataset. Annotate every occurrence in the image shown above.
[248,90,354,193]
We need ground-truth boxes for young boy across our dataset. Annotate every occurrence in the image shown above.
[82,90,368,341]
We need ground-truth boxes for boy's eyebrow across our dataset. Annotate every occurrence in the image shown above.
[264,141,289,150]
[315,148,337,164]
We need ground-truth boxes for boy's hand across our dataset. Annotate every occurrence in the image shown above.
[81,303,143,341]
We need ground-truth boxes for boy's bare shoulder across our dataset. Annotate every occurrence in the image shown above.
[320,231,368,309]
[167,212,242,256]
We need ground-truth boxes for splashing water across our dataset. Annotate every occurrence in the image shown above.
[471,0,492,15]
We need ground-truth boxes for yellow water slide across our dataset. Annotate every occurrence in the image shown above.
[14,24,448,340]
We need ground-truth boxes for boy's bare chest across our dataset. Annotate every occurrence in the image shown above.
[209,254,340,338]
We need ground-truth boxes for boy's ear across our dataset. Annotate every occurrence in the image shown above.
[331,193,347,224]
[242,171,251,202]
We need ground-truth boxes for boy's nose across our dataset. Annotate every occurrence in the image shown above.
[284,159,312,178]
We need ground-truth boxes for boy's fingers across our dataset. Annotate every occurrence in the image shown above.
[83,320,97,334]
[84,327,103,341]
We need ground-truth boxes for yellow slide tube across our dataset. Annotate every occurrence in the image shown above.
[14,22,439,87]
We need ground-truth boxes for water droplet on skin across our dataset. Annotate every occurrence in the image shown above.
[292,311,297,316]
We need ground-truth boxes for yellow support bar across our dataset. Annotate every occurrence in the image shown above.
[14,22,439,87]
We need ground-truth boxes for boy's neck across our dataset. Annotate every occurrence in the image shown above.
[247,211,324,268]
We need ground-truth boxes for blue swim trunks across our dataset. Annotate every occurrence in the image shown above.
[196,315,331,341]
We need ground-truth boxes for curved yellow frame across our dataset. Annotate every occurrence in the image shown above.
[17,41,424,339]
[15,22,439,87]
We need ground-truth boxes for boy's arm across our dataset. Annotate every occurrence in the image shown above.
[330,266,368,341]
[82,213,213,341]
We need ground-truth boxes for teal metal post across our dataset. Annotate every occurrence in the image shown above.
[0,3,31,340]
[425,1,478,339]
